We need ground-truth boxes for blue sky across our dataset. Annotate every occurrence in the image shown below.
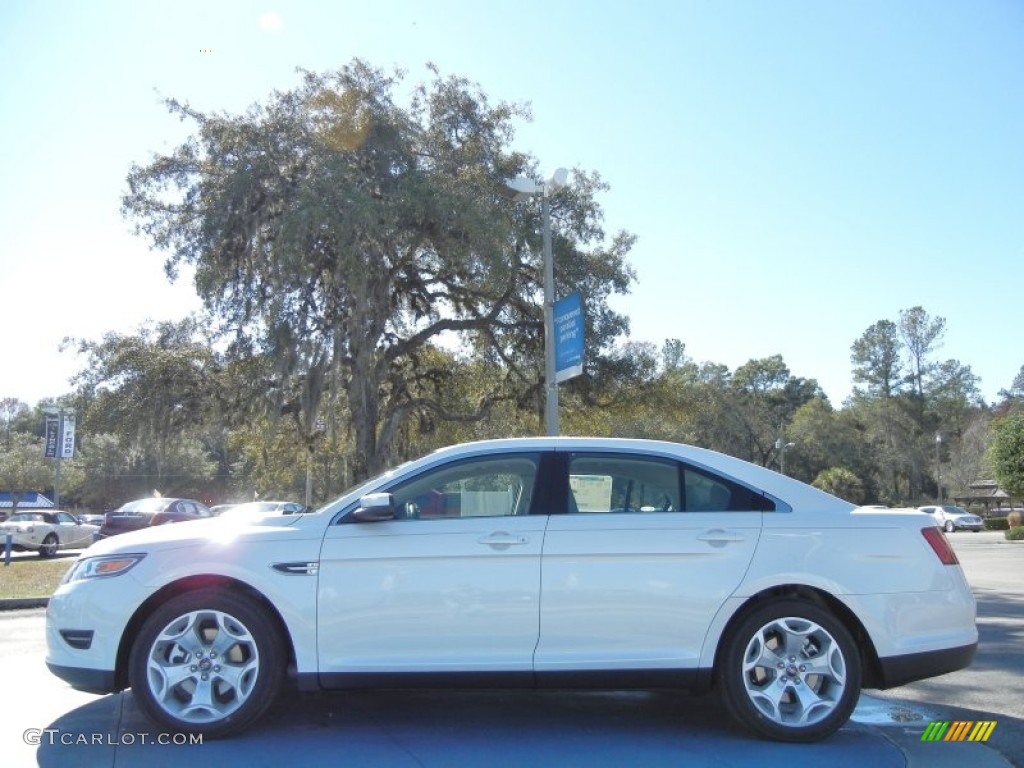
[1,1,1021,409]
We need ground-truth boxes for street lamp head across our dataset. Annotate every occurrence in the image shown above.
[504,169,569,201]
[935,433,942,444]
[502,176,543,202]
[547,167,569,192]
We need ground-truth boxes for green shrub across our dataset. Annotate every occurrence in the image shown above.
[986,517,1009,531]
[1005,526,1024,541]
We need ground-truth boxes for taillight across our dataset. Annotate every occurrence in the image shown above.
[151,514,164,525]
[921,526,959,565]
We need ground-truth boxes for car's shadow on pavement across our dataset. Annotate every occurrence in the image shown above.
[37,687,905,768]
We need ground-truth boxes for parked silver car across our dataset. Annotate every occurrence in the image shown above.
[917,505,984,532]
[216,501,309,519]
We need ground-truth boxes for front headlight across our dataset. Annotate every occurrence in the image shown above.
[62,554,146,584]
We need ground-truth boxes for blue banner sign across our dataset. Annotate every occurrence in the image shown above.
[44,415,58,458]
[554,292,584,382]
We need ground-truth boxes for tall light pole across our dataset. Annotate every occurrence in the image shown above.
[935,433,943,505]
[504,168,569,436]
[775,438,795,475]
[306,417,326,508]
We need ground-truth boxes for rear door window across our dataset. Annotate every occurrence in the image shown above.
[567,454,680,513]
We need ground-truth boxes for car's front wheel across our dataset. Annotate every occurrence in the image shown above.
[38,534,58,558]
[128,588,285,738]
[944,520,955,533]
[719,599,861,742]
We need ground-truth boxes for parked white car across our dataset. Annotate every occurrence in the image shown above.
[216,501,309,519]
[1,511,99,557]
[46,438,977,742]
[917,504,984,533]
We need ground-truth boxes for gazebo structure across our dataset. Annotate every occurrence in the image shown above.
[952,481,1017,513]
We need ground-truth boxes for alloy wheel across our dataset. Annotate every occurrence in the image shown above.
[143,609,260,724]
[739,616,848,728]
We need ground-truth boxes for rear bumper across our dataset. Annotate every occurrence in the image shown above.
[2,535,40,551]
[874,641,977,689]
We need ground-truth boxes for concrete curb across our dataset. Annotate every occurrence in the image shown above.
[0,596,49,610]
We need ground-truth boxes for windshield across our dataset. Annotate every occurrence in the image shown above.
[942,506,970,515]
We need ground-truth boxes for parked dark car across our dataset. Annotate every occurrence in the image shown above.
[96,497,211,539]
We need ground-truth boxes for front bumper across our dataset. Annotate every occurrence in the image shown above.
[952,522,984,532]
[45,569,149,693]
[46,661,118,695]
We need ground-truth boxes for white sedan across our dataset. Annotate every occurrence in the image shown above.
[46,438,977,742]
[1,510,98,557]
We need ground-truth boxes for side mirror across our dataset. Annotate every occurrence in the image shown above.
[351,493,397,522]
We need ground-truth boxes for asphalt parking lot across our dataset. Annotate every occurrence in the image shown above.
[1,642,1006,768]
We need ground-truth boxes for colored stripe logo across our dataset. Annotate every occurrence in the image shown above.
[921,721,996,742]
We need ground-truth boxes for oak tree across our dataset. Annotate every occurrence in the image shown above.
[123,60,635,479]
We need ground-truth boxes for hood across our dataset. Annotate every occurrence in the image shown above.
[86,511,323,556]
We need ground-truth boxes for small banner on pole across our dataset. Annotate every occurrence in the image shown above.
[554,292,584,383]
[60,412,76,458]
[44,415,58,458]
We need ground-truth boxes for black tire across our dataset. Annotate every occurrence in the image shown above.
[719,599,861,742]
[38,534,59,558]
[128,588,285,738]
[944,520,955,533]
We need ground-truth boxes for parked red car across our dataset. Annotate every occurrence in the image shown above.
[96,497,211,539]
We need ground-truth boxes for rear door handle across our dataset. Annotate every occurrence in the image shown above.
[478,532,529,548]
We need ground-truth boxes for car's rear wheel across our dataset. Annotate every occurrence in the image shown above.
[719,599,861,742]
[38,534,58,558]
[128,588,284,738]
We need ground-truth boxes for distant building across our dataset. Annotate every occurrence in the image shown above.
[0,492,55,510]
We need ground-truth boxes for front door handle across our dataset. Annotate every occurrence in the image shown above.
[697,529,745,544]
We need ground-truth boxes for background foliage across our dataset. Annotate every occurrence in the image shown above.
[2,62,1021,511]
